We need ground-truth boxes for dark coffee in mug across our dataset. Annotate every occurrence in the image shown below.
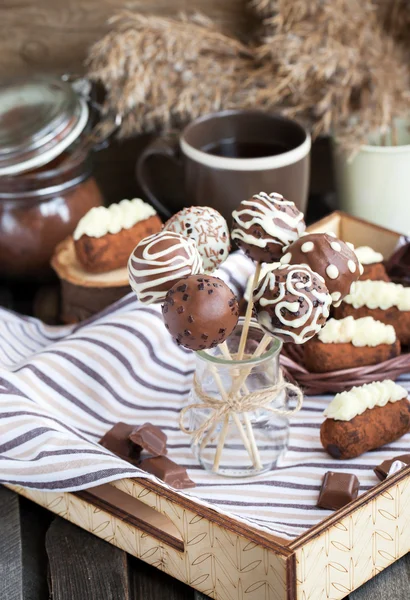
[201,139,292,159]
[136,110,311,221]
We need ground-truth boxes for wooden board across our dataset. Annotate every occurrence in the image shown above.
[0,0,253,78]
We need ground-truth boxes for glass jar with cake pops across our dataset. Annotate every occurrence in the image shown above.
[181,318,294,478]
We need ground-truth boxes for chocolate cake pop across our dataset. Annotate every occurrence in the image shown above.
[231,192,306,263]
[281,233,363,306]
[162,275,239,350]
[164,206,230,272]
[128,231,202,304]
[253,264,332,344]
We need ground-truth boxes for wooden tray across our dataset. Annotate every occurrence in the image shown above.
[9,212,410,600]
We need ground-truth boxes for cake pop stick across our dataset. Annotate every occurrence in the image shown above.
[213,414,230,472]
[237,263,261,360]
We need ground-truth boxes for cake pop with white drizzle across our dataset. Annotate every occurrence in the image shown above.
[253,264,332,344]
[231,192,306,263]
[281,232,363,306]
[128,231,202,304]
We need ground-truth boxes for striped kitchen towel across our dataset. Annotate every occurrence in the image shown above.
[0,251,409,541]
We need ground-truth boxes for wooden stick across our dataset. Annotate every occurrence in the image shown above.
[212,414,230,472]
[237,263,261,361]
[219,342,261,469]
[209,364,256,467]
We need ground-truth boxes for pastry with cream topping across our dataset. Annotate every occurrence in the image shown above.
[252,264,332,344]
[304,316,400,373]
[231,192,306,263]
[355,246,389,282]
[334,280,410,345]
[320,380,410,459]
[128,231,203,305]
[74,198,162,273]
[281,232,362,306]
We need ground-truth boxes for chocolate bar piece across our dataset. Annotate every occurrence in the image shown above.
[99,422,141,464]
[317,471,359,510]
[129,423,167,456]
[374,453,410,481]
[139,456,195,489]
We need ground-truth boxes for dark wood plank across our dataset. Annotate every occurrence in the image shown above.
[349,554,410,600]
[46,516,130,600]
[0,486,23,600]
[0,0,252,78]
[128,555,194,600]
[19,498,52,600]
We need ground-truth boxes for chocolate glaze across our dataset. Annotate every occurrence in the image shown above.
[162,274,239,350]
[282,233,361,305]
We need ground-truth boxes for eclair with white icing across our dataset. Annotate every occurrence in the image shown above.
[334,280,410,345]
[355,246,389,282]
[304,316,400,373]
[73,199,162,273]
[321,380,410,459]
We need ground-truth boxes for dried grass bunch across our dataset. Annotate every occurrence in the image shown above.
[250,0,410,148]
[86,3,410,148]
[86,11,254,137]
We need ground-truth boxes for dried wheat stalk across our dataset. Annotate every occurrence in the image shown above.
[250,0,410,148]
[86,11,255,137]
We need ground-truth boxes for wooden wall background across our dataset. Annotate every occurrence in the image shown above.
[0,0,333,210]
[0,0,252,78]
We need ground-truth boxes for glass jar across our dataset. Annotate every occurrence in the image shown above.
[185,320,290,478]
[0,75,108,280]
[0,149,103,280]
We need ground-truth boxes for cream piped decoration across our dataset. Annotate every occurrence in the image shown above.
[253,264,332,344]
[355,246,384,265]
[343,280,410,311]
[318,316,396,347]
[128,231,203,304]
[74,198,156,240]
[324,380,408,422]
[231,192,305,263]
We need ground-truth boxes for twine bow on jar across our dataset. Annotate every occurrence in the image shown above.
[179,370,303,445]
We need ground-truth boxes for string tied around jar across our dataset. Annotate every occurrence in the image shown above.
[179,369,303,445]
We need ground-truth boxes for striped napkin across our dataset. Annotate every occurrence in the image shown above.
[0,252,409,541]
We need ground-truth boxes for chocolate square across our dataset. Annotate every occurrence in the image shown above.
[374,453,410,481]
[317,471,359,511]
[129,423,167,456]
[99,422,141,463]
[139,456,195,489]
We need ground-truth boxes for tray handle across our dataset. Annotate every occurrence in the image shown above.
[76,483,184,552]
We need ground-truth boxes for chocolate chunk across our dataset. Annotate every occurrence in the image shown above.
[374,453,410,481]
[317,471,359,510]
[129,423,167,456]
[139,456,195,489]
[99,422,141,463]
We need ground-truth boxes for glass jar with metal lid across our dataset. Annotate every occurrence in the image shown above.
[0,75,113,280]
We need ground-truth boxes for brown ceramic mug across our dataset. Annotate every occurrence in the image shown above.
[136,110,311,221]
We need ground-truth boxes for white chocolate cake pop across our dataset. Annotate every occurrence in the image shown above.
[253,264,332,344]
[231,192,306,263]
[164,206,230,272]
[128,231,202,304]
[281,233,363,306]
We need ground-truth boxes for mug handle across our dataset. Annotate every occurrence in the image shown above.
[136,133,183,220]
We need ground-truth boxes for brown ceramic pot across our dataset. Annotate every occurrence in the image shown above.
[136,110,311,221]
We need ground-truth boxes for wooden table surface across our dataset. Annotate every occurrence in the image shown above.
[1,485,409,600]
